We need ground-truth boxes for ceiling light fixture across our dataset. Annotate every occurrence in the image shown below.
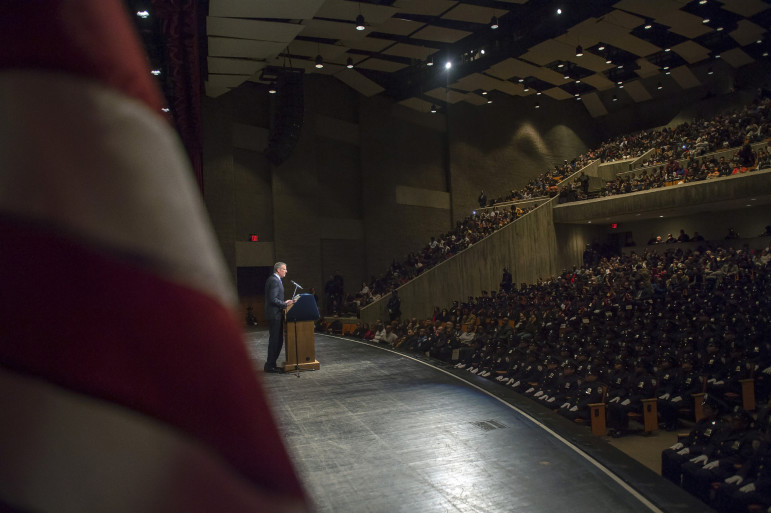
[427,56,434,67]
[315,54,324,69]
[268,83,277,94]
[430,104,437,113]
[707,67,714,75]
[355,14,366,30]
[347,57,354,69]
[576,45,583,57]
[535,102,541,109]
[612,94,618,101]
[137,10,149,18]
[523,83,530,92]
[598,44,606,51]
[657,81,662,90]
[490,15,499,30]
[702,18,710,24]
[481,90,488,95]
[445,61,452,70]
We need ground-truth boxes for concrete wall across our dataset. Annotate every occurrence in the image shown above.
[360,199,564,323]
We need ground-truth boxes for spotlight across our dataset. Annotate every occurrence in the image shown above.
[430,104,437,113]
[564,70,570,79]
[315,54,324,69]
[268,83,277,94]
[523,84,530,92]
[481,90,488,95]
[490,16,499,30]
[612,94,618,101]
[355,13,366,30]
[575,79,581,84]
[707,67,714,75]
[598,44,606,51]
[556,8,562,15]
[716,26,724,31]
[347,57,354,69]
[487,99,493,104]
[664,48,671,52]
[702,18,710,24]
[536,90,542,96]
[644,23,652,30]
[576,45,583,57]
[151,69,161,76]
[657,82,662,90]
[427,56,434,67]
[445,61,452,70]
[535,102,541,109]
[557,62,565,68]
[136,10,149,18]
[699,0,707,4]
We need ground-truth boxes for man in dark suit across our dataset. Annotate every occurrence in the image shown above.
[264,262,296,373]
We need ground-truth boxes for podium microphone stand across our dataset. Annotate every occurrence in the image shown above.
[283,292,321,376]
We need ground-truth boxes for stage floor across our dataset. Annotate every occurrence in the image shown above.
[245,330,713,513]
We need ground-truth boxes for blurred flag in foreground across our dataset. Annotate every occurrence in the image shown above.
[0,1,308,511]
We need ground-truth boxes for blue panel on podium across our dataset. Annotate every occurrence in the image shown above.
[286,293,320,322]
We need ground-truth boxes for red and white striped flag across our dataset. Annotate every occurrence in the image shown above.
[0,1,308,512]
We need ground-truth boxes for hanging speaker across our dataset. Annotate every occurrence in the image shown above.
[265,69,304,166]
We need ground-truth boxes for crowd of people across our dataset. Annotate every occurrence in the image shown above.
[330,97,770,315]
[337,204,536,315]
[329,240,771,510]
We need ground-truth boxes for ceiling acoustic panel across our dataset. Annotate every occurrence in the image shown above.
[717,0,770,17]
[206,17,304,42]
[426,87,466,104]
[580,73,616,91]
[581,91,608,118]
[442,3,505,25]
[729,19,766,46]
[374,17,426,36]
[382,43,439,59]
[354,57,409,73]
[720,47,754,68]
[411,25,473,43]
[335,69,386,97]
[657,10,713,39]
[669,65,701,89]
[462,92,489,106]
[209,0,326,19]
[300,18,371,40]
[542,86,572,100]
[392,0,458,16]
[611,0,689,20]
[623,80,653,102]
[398,96,437,113]
[207,57,265,75]
[315,0,398,25]
[671,40,712,63]
[208,37,287,60]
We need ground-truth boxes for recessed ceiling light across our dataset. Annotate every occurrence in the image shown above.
[556,8,562,15]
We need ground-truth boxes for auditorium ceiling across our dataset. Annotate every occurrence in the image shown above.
[202,0,770,117]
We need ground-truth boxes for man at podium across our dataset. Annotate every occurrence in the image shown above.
[264,262,296,373]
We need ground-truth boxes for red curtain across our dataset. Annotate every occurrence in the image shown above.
[151,0,204,194]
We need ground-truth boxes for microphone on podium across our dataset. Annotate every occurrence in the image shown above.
[291,280,303,290]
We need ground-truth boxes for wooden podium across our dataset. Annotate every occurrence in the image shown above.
[282,293,321,372]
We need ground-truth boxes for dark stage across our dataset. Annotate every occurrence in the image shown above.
[245,330,713,513]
